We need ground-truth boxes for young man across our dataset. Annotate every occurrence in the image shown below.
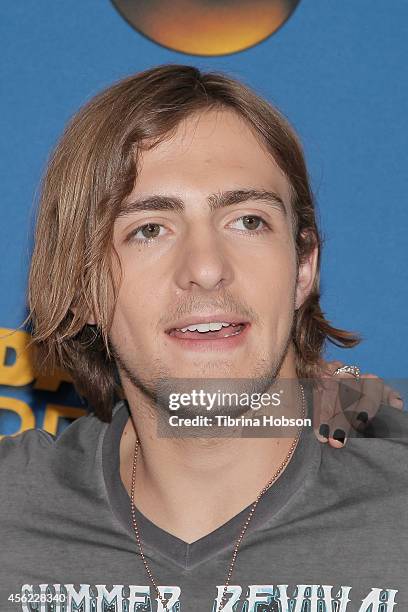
[1,65,406,611]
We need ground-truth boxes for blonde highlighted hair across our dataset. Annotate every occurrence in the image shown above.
[25,64,361,421]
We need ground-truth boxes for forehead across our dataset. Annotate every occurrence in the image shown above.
[134,108,292,203]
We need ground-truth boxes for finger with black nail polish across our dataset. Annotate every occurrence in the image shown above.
[357,411,369,423]
[319,424,330,438]
[333,428,346,444]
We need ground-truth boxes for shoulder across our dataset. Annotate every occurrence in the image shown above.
[353,404,408,458]
[0,428,55,468]
[320,405,408,489]
[0,409,102,472]
[0,411,111,510]
[0,402,123,474]
[0,429,57,506]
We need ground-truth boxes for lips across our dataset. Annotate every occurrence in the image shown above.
[168,322,247,340]
[165,314,249,333]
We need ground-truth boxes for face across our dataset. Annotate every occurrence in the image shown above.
[108,108,317,401]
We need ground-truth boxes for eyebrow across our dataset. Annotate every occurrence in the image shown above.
[118,188,287,218]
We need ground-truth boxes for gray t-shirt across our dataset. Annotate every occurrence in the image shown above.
[0,390,407,611]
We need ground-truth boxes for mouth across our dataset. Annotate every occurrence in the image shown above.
[167,321,247,340]
[164,318,251,351]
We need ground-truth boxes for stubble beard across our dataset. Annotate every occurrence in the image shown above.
[109,318,294,422]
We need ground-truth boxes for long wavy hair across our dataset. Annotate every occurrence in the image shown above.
[25,64,361,421]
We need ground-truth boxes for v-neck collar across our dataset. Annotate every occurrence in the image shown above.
[102,387,320,570]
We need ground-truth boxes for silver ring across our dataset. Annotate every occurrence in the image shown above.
[332,365,361,381]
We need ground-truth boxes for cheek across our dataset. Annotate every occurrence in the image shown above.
[238,243,297,340]
[240,241,297,302]
[111,259,172,352]
[110,279,154,346]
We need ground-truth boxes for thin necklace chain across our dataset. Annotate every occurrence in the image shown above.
[130,383,306,612]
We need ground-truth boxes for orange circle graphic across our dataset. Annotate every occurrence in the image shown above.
[111,0,302,56]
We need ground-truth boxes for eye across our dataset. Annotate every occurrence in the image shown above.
[230,215,270,233]
[128,222,165,243]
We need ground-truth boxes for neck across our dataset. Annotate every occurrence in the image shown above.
[119,353,302,544]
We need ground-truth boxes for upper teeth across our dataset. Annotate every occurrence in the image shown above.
[177,321,234,333]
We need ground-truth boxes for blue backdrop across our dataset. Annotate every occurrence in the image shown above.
[1,1,407,437]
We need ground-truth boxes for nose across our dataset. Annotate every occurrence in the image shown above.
[173,223,234,292]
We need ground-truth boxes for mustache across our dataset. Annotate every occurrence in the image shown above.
[159,291,259,328]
